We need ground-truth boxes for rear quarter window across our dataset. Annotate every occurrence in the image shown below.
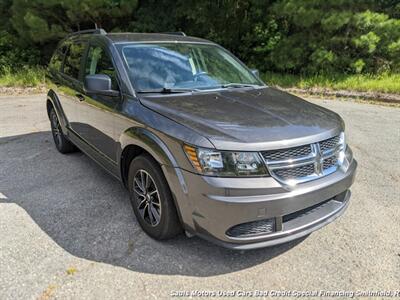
[49,44,67,73]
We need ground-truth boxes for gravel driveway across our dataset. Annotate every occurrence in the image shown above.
[0,95,399,299]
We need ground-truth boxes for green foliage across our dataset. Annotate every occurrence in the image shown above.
[0,31,41,67]
[267,1,400,74]
[11,0,138,43]
[351,59,366,74]
[0,0,399,75]
[6,0,138,64]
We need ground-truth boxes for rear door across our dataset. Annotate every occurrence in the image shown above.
[57,38,87,133]
[75,41,121,164]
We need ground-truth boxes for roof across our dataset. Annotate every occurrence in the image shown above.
[103,33,214,44]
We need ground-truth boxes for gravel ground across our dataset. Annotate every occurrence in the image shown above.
[0,94,399,299]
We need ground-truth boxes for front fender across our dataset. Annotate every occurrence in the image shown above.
[119,127,189,194]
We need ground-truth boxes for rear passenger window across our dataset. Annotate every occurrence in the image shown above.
[63,41,86,79]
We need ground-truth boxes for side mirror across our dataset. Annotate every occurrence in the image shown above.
[251,69,260,78]
[84,74,119,97]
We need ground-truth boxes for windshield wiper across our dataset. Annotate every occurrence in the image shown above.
[221,83,260,89]
[136,87,196,94]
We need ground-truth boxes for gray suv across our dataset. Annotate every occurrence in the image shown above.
[46,29,357,250]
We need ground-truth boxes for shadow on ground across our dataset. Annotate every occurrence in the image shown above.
[0,131,304,277]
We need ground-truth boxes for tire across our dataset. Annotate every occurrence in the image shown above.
[49,107,76,154]
[128,154,182,240]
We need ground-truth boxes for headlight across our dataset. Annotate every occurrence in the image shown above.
[183,145,269,177]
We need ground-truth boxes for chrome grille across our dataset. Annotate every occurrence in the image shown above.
[226,218,275,238]
[323,156,337,170]
[320,136,340,152]
[261,134,344,185]
[262,145,311,161]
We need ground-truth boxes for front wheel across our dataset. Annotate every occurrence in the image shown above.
[128,154,182,240]
[49,107,76,154]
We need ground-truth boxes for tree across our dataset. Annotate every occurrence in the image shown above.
[265,0,400,73]
[0,0,41,68]
[11,0,138,43]
[9,0,138,63]
[1,0,399,74]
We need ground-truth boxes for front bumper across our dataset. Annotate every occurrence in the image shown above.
[163,156,357,250]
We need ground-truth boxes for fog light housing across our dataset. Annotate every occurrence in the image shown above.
[226,218,276,238]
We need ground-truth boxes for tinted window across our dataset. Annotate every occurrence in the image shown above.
[63,41,85,79]
[49,44,67,72]
[85,46,118,90]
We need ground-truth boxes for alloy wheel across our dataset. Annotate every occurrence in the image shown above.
[133,169,162,226]
[50,111,62,147]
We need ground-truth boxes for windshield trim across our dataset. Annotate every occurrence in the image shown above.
[114,41,216,46]
[136,85,267,96]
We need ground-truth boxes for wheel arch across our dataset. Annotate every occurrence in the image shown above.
[46,90,57,118]
[46,89,69,133]
[119,127,181,188]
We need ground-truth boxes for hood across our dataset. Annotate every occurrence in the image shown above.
[139,87,344,151]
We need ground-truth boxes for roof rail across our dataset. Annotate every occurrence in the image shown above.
[162,31,186,36]
[67,28,107,38]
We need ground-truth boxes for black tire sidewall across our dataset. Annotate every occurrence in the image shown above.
[128,154,181,239]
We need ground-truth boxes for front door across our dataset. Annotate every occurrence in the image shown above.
[75,43,121,164]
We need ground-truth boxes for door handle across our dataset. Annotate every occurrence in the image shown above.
[75,94,85,101]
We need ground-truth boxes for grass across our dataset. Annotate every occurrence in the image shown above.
[262,72,400,94]
[0,66,46,87]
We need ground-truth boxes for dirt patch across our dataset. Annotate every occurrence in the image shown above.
[0,85,47,96]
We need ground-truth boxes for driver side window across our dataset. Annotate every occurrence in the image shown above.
[85,46,119,90]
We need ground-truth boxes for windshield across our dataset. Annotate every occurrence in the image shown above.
[118,43,263,92]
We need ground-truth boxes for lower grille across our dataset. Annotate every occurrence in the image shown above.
[226,218,275,238]
[283,199,331,223]
[274,164,314,180]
